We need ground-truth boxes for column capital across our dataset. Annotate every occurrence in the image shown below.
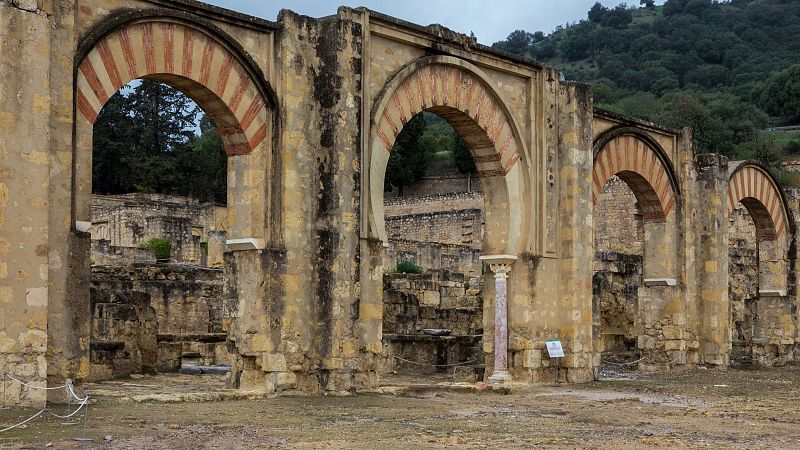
[480,254,517,278]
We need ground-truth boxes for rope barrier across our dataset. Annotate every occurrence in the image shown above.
[67,384,88,403]
[392,356,480,368]
[0,409,45,433]
[601,356,646,367]
[1,367,93,445]
[45,398,89,420]
[5,373,69,391]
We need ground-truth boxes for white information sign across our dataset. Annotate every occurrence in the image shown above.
[545,340,565,358]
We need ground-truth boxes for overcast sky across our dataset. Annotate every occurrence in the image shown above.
[203,1,665,45]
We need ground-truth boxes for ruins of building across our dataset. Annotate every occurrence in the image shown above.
[1,0,799,407]
[89,193,227,266]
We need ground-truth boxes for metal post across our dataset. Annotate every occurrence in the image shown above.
[2,368,8,410]
[40,409,46,449]
[62,379,78,426]
[74,396,93,442]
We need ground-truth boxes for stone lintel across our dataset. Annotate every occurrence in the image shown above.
[226,238,265,251]
[759,289,786,298]
[75,221,92,232]
[643,278,677,287]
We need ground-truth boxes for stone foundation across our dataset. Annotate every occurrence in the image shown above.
[382,270,483,379]
[89,264,228,380]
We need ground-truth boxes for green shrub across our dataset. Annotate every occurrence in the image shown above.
[138,237,172,260]
[394,260,423,274]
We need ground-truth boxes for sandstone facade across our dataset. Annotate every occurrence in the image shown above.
[1,0,799,406]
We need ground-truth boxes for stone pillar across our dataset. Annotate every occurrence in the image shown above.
[694,153,730,366]
[480,255,517,383]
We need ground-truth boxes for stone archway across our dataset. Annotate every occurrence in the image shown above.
[363,55,529,382]
[726,162,793,365]
[591,130,682,368]
[367,56,527,255]
[49,13,279,382]
[74,17,275,239]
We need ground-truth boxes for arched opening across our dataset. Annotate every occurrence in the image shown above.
[54,18,276,387]
[591,133,680,376]
[593,176,643,369]
[381,111,485,383]
[364,58,528,386]
[88,79,231,382]
[727,164,792,366]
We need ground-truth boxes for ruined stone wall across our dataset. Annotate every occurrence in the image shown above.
[385,174,482,198]
[384,192,484,249]
[89,264,227,379]
[89,288,157,380]
[382,271,483,375]
[386,239,481,275]
[386,209,483,248]
[593,176,643,256]
[90,194,226,264]
[728,204,758,352]
[91,240,157,265]
[592,252,642,354]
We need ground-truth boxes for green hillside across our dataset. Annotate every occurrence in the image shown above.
[492,0,800,178]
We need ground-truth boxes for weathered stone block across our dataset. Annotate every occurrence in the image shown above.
[522,349,541,369]
[262,353,287,372]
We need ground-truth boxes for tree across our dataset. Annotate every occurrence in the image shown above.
[641,0,655,7]
[175,115,227,202]
[385,113,430,196]
[93,80,216,197]
[657,93,724,154]
[759,64,800,123]
[732,132,783,169]
[588,2,608,23]
[600,5,634,29]
[492,30,535,55]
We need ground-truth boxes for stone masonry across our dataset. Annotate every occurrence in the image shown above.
[2,0,800,405]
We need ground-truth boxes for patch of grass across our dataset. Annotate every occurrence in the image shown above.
[393,260,423,274]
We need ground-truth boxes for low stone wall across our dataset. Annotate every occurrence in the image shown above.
[592,251,642,354]
[89,264,228,380]
[384,174,482,198]
[382,270,483,378]
[385,239,481,275]
[748,295,798,366]
[91,239,156,265]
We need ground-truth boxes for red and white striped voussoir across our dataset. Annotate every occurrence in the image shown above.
[76,20,269,156]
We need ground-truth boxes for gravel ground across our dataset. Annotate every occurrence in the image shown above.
[1,365,799,449]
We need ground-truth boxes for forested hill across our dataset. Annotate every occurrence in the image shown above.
[491,0,800,175]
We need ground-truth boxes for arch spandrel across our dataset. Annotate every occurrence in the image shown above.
[592,134,679,222]
[367,56,528,254]
[727,163,788,241]
[76,19,271,156]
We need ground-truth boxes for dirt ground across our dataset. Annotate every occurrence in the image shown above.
[2,365,800,449]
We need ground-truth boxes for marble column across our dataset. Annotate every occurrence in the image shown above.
[480,255,517,383]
